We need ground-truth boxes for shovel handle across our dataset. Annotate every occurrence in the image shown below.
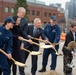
[50,47,59,54]
[48,41,52,45]
[0,49,15,62]
[32,41,40,46]
[21,38,40,47]
[21,47,31,53]
[29,36,59,45]
[11,58,16,62]
[52,48,62,56]
[0,49,8,56]
[52,47,58,53]
[48,41,59,45]
[29,36,45,42]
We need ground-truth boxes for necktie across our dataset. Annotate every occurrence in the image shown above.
[33,28,37,36]
[75,32,76,42]
[73,33,75,41]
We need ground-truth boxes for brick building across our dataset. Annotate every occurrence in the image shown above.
[0,0,65,24]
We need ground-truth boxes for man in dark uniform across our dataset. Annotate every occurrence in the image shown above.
[39,16,61,72]
[62,24,76,75]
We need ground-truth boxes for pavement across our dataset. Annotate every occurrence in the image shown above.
[11,41,76,75]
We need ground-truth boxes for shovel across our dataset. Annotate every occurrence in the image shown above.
[29,36,59,45]
[21,38,53,49]
[47,42,62,56]
[21,47,42,55]
[52,47,62,56]
[28,36,62,56]
[0,49,27,67]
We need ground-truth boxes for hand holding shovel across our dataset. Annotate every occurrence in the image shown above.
[0,49,27,67]
[20,37,53,49]
[28,36,62,56]
[29,36,59,45]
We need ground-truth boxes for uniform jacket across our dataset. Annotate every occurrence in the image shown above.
[0,26,13,54]
[44,24,61,49]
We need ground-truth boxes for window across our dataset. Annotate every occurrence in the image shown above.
[32,10,35,15]
[44,12,47,17]
[44,22,46,24]
[28,10,30,15]
[11,8,14,13]
[53,13,56,16]
[49,13,51,17]
[5,7,9,13]
[36,11,40,16]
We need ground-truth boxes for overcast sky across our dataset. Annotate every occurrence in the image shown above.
[39,0,70,8]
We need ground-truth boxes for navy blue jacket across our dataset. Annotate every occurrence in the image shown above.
[44,24,61,49]
[24,25,46,51]
[0,26,13,54]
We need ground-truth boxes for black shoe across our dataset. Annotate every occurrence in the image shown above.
[32,74,35,75]
[64,73,73,75]
[39,67,46,72]
[67,73,73,75]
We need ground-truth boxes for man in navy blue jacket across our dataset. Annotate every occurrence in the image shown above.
[39,16,61,72]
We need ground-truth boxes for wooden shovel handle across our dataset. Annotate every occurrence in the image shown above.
[0,49,15,62]
[29,36,59,45]
[29,36,45,42]
[21,38,40,47]
[47,41,59,45]
[51,48,62,56]
[0,49,8,56]
[21,47,31,53]
[52,47,58,53]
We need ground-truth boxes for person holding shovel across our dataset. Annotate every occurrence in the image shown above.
[0,17,15,75]
[39,16,61,72]
[8,16,33,75]
[21,18,48,75]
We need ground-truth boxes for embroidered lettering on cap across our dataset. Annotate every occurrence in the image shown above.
[52,29,56,32]
[6,36,9,39]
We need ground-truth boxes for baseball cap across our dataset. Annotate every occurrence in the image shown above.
[4,17,15,24]
[50,16,56,21]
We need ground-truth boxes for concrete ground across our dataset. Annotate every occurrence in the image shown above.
[11,41,76,75]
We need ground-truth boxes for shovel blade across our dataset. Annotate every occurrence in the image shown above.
[30,51,42,55]
[15,61,27,67]
[40,45,53,49]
